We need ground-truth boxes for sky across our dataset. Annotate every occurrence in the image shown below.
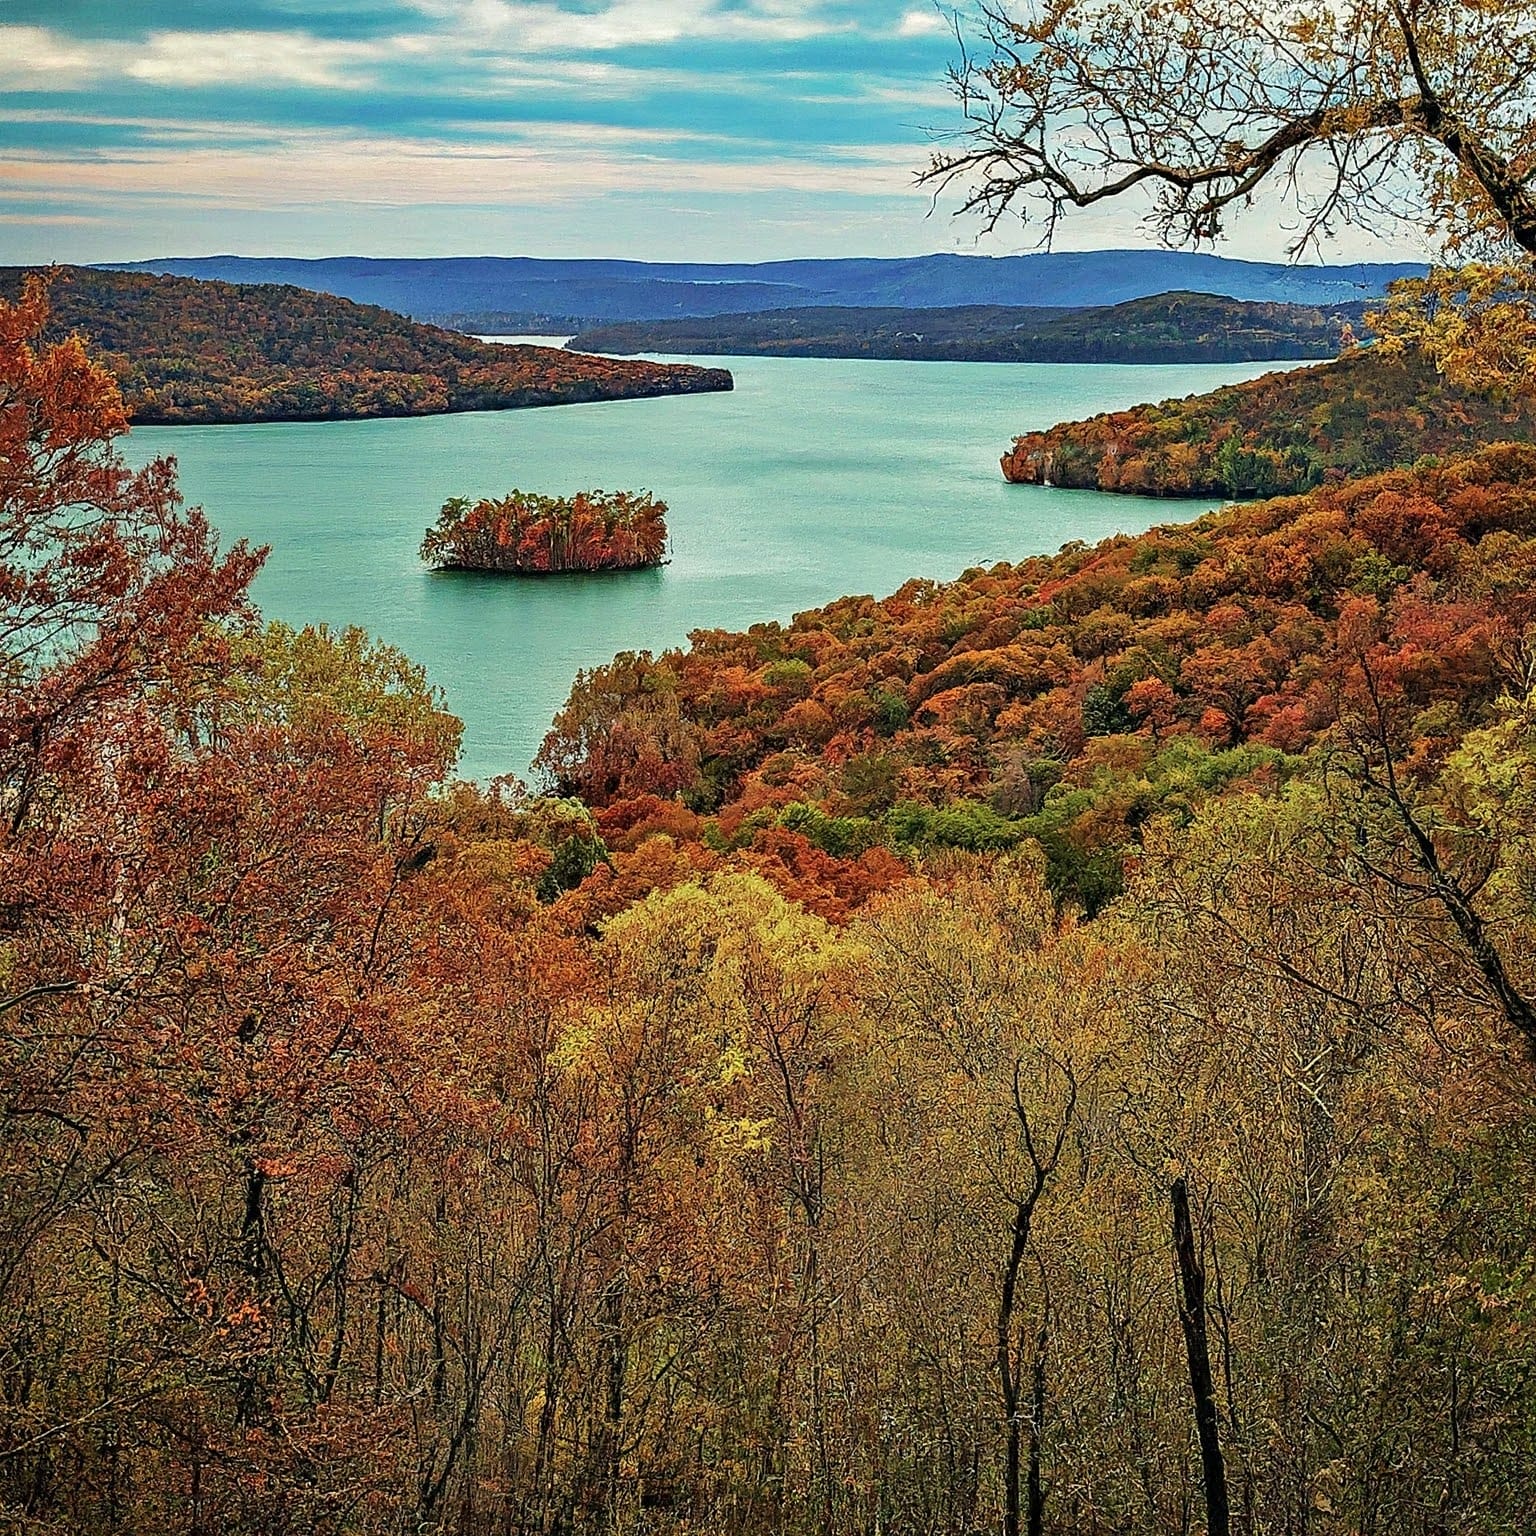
[0,0,1439,266]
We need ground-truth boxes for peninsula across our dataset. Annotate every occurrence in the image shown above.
[1002,346,1536,496]
[0,267,731,426]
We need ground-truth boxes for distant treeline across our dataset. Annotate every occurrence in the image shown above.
[567,292,1365,363]
[0,267,731,426]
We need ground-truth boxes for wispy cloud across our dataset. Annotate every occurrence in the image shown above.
[411,0,840,51]
[0,128,919,211]
[0,108,313,144]
[7,213,105,227]
[0,24,418,91]
[128,29,423,88]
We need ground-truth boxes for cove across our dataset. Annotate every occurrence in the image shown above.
[123,349,1306,780]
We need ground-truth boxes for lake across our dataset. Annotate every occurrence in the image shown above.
[124,349,1302,781]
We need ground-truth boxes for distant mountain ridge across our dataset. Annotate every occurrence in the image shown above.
[101,251,1429,326]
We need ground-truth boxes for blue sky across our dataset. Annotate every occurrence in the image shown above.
[0,0,1436,264]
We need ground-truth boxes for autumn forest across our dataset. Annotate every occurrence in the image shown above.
[7,217,1536,1536]
[11,0,1536,1526]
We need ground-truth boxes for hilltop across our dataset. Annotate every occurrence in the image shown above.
[103,251,1426,327]
[0,266,731,426]
[567,292,1362,364]
[1001,345,1536,497]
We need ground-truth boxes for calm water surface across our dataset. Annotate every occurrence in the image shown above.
[124,349,1302,779]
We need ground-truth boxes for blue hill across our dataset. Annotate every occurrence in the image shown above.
[102,251,1427,324]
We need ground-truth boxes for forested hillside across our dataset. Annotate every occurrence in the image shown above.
[0,266,731,425]
[7,275,1536,1536]
[568,292,1362,363]
[533,440,1536,915]
[1001,344,1536,496]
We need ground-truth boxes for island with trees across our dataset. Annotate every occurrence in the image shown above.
[0,265,732,426]
[421,489,670,574]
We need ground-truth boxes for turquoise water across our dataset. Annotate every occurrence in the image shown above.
[123,350,1299,781]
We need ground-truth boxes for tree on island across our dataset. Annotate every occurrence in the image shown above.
[420,488,670,574]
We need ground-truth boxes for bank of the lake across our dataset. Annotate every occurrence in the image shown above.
[123,350,1310,780]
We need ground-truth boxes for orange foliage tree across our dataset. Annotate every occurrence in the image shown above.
[0,274,469,1531]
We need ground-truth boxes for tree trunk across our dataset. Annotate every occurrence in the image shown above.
[998,1199,1031,1536]
[1026,1304,1049,1536]
[1171,1178,1230,1536]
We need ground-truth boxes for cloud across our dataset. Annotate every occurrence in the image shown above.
[0,126,920,212]
[127,29,421,89]
[896,8,948,37]
[0,27,100,87]
[438,118,735,148]
[410,0,839,52]
[6,213,104,227]
[1,7,844,97]
[0,24,422,91]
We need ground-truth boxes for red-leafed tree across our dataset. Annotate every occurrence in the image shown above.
[1,269,263,971]
[1,278,258,790]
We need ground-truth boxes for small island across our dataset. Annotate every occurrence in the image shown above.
[421,489,670,574]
